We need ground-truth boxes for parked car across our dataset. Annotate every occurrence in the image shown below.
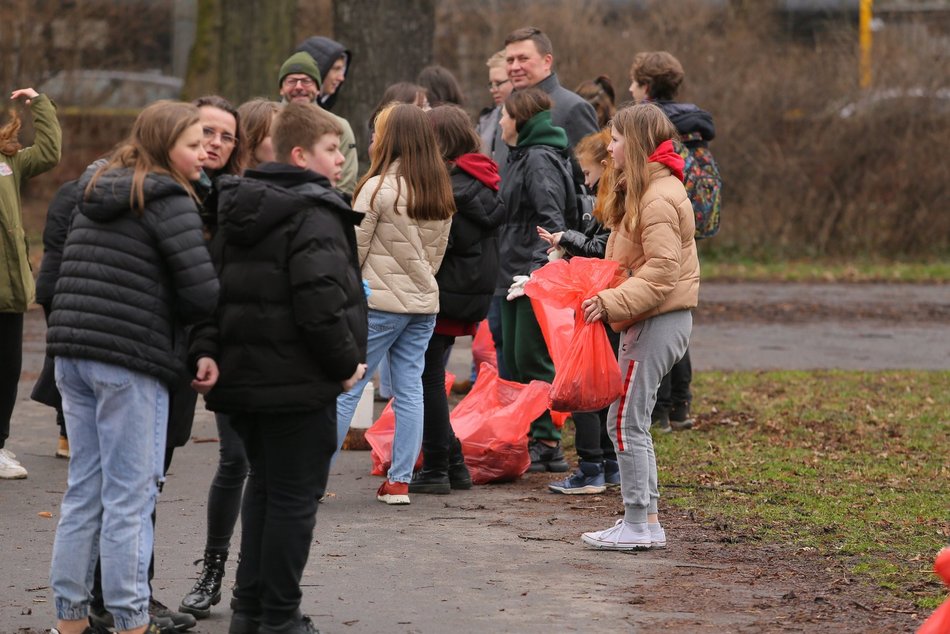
[37,69,183,111]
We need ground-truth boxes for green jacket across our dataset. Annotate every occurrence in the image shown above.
[1,94,62,312]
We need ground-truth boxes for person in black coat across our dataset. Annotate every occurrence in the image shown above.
[497,88,578,473]
[46,101,218,634]
[409,105,505,494]
[31,178,81,457]
[188,102,367,634]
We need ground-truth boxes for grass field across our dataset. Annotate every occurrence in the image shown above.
[698,254,950,283]
[650,370,950,609]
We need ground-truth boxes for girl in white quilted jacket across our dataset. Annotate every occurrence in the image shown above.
[335,103,455,504]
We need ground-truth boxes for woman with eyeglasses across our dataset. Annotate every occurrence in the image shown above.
[476,50,513,157]
[178,95,249,621]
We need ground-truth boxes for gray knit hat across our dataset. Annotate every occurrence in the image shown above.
[278,52,322,88]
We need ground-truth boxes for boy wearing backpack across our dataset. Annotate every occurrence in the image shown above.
[628,50,722,433]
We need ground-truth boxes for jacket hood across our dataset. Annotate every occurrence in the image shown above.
[648,139,685,181]
[655,101,715,141]
[217,164,362,247]
[453,153,500,191]
[78,168,189,222]
[296,36,351,111]
[451,168,505,231]
[516,110,568,150]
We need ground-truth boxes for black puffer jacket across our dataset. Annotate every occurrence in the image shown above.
[497,144,578,287]
[34,179,81,307]
[190,164,368,414]
[437,166,505,322]
[47,169,219,386]
[558,179,609,259]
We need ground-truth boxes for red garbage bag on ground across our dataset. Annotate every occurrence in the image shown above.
[450,363,552,484]
[471,319,497,372]
[525,257,623,412]
[918,547,950,634]
[367,372,454,476]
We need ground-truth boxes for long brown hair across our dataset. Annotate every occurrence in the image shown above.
[86,100,201,212]
[426,104,480,161]
[355,103,455,221]
[0,110,22,156]
[238,98,281,169]
[600,103,678,233]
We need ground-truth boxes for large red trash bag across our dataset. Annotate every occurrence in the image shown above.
[367,372,455,476]
[527,298,573,427]
[471,319,497,372]
[525,257,623,412]
[918,547,950,634]
[450,363,552,484]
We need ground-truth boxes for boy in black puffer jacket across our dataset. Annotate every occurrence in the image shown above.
[189,102,367,634]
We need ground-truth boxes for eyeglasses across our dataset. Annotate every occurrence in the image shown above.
[488,79,510,90]
[283,76,316,88]
[202,127,238,146]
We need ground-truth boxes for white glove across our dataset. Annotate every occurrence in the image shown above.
[547,245,566,262]
[506,275,530,301]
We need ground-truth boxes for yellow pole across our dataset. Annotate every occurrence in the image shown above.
[859,0,873,88]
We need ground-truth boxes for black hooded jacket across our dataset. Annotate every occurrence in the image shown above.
[655,101,716,146]
[437,167,505,323]
[296,36,351,112]
[47,169,219,386]
[189,164,368,414]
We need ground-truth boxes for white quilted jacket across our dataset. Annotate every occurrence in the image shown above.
[353,164,451,314]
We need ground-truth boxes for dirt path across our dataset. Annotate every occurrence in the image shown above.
[3,283,943,633]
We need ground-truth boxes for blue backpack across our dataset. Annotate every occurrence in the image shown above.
[676,131,722,240]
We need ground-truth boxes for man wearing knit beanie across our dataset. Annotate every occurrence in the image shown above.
[278,51,359,197]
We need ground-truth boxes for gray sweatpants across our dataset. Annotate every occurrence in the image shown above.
[606,310,692,524]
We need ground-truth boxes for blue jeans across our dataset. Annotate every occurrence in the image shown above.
[336,310,436,483]
[50,357,168,631]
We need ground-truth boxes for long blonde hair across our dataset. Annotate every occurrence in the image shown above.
[355,103,455,221]
[599,103,677,233]
[86,101,201,212]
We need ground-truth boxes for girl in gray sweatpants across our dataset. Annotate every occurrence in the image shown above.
[579,102,701,551]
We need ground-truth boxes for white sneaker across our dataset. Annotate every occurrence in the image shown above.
[0,448,28,479]
[582,519,652,550]
[648,522,667,549]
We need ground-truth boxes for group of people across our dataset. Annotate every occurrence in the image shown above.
[0,24,716,634]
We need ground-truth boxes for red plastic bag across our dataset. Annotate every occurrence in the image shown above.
[450,363,551,484]
[528,298,574,427]
[525,257,623,412]
[367,372,454,476]
[918,547,950,634]
[471,319,497,372]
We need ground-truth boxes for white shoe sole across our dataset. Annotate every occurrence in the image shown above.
[548,484,607,495]
[581,533,652,550]
[377,494,410,505]
[0,469,27,479]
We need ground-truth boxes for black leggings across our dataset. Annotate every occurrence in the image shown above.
[420,332,458,468]
[0,312,24,449]
[205,413,250,552]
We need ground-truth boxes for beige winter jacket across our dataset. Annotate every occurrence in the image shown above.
[353,163,451,314]
[597,163,700,332]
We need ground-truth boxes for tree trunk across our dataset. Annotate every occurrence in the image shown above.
[333,0,436,159]
[184,0,296,104]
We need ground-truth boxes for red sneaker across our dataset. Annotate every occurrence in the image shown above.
[376,480,410,505]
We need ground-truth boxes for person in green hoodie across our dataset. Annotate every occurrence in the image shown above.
[497,88,578,473]
[0,87,61,480]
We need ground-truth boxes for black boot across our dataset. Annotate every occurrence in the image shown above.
[179,549,227,619]
[410,446,450,494]
[448,437,472,489]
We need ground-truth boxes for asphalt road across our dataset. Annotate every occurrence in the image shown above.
[1,283,945,633]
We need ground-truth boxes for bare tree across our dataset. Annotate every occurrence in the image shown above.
[332,0,436,156]
[184,0,296,103]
